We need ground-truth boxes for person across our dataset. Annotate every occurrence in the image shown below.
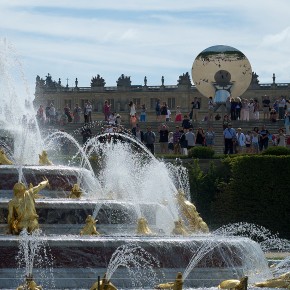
[36,105,45,125]
[241,99,250,121]
[175,106,182,122]
[236,128,246,154]
[230,97,237,120]
[208,96,215,121]
[158,124,169,154]
[160,102,168,122]
[284,111,290,135]
[86,101,93,123]
[195,127,205,146]
[276,128,286,147]
[64,104,72,122]
[103,100,111,122]
[235,97,242,120]
[73,103,82,123]
[49,103,56,124]
[259,125,269,152]
[253,99,260,120]
[190,97,200,122]
[115,113,122,126]
[278,96,286,119]
[251,129,259,154]
[83,102,89,124]
[8,178,50,234]
[262,95,271,120]
[249,99,255,120]
[222,114,231,130]
[245,131,252,154]
[155,99,161,121]
[132,124,144,143]
[173,126,182,154]
[223,123,236,154]
[144,127,156,154]
[185,128,195,150]
[205,127,215,148]
[166,108,171,122]
[179,130,188,155]
[81,124,92,145]
[181,115,192,132]
[168,132,174,153]
[129,101,136,118]
[270,108,277,122]
[140,104,146,122]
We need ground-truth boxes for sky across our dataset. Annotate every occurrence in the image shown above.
[1,0,290,98]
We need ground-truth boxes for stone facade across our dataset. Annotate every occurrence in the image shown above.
[33,73,290,120]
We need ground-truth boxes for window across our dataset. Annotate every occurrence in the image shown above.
[167,98,176,109]
[108,99,115,111]
[150,98,158,109]
[47,100,54,106]
[133,98,141,107]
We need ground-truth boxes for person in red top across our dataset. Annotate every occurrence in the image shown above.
[103,100,111,122]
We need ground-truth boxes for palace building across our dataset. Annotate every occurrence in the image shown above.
[33,72,290,120]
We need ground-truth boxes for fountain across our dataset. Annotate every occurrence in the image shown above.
[0,39,287,289]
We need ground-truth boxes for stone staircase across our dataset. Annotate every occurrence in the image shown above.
[41,117,287,155]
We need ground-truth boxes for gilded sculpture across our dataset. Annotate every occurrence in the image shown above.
[136,217,153,235]
[90,273,117,290]
[171,219,188,236]
[17,275,42,290]
[80,215,100,236]
[218,276,248,290]
[155,272,183,290]
[176,190,209,233]
[254,272,290,288]
[0,148,13,165]
[68,183,83,198]
[7,178,49,235]
[38,150,53,166]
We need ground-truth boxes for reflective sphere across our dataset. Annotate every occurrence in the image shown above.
[191,45,252,99]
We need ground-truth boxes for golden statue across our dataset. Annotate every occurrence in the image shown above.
[38,150,53,166]
[0,148,13,165]
[68,183,83,198]
[16,274,42,290]
[172,219,188,236]
[136,217,153,235]
[90,273,117,290]
[218,276,248,290]
[155,272,183,290]
[80,215,100,236]
[7,178,49,235]
[254,271,290,288]
[176,190,209,233]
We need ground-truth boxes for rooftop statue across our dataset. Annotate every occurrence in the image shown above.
[0,148,13,165]
[116,74,131,87]
[7,178,50,235]
[136,217,153,235]
[218,276,248,290]
[177,72,191,86]
[68,183,83,199]
[176,190,209,233]
[17,274,42,290]
[90,273,117,290]
[155,272,183,290]
[91,74,106,87]
[80,215,100,236]
[254,271,290,288]
[39,150,53,166]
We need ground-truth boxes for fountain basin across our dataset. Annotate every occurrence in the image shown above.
[0,235,271,289]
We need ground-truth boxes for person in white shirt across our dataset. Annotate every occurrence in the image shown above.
[236,128,246,153]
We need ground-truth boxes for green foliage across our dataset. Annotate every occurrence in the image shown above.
[211,155,290,239]
[188,146,215,159]
[261,146,290,156]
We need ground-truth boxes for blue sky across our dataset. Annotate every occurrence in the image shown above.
[1,0,290,98]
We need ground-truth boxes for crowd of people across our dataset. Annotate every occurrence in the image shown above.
[35,95,290,155]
